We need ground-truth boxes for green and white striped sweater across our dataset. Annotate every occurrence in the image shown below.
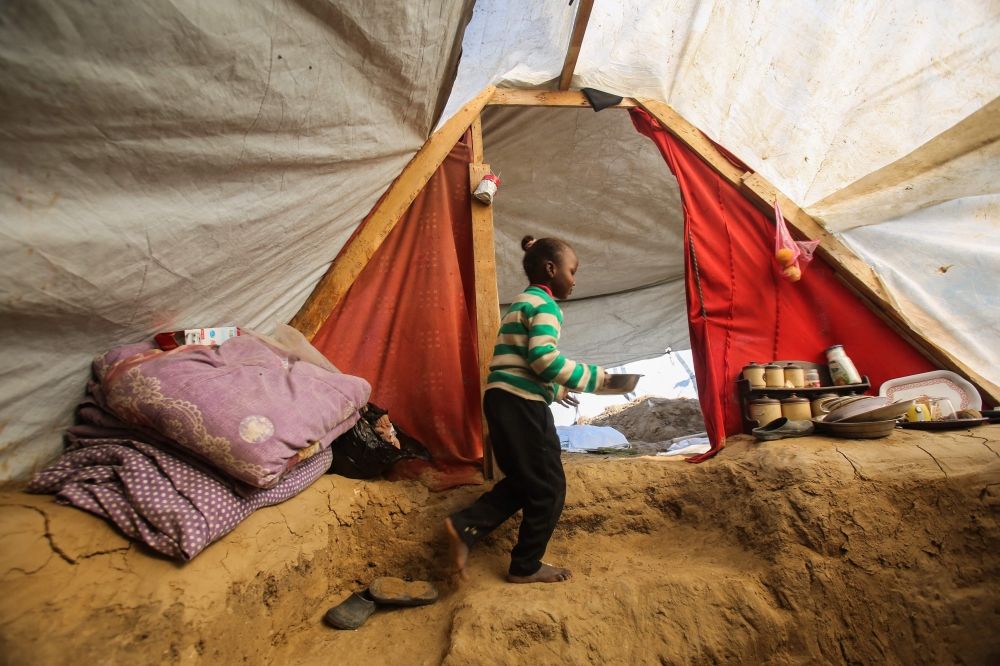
[486,286,605,404]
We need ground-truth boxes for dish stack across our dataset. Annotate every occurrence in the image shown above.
[811,396,913,439]
[737,360,870,435]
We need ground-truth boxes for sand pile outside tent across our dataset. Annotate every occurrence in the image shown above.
[2,426,1000,664]
[582,395,706,446]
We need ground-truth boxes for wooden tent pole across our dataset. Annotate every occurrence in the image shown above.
[289,85,497,340]
[469,118,502,481]
[558,0,596,91]
[487,89,638,108]
[636,97,1000,404]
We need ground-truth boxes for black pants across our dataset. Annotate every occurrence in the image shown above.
[450,388,566,577]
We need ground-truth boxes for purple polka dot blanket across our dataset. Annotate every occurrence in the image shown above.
[28,337,370,559]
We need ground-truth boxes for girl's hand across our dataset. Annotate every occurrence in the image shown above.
[556,394,580,408]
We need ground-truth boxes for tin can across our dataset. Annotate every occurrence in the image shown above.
[781,395,812,421]
[473,173,500,205]
[764,363,785,388]
[811,393,838,417]
[784,363,805,388]
[742,362,766,388]
[748,397,782,427]
[803,369,821,388]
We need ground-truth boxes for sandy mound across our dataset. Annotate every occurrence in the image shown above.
[582,394,705,444]
[3,426,1000,664]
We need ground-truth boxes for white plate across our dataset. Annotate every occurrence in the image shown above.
[879,371,981,411]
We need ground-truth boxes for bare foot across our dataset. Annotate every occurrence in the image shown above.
[444,518,470,581]
[508,563,573,584]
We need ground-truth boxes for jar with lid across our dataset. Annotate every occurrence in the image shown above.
[803,369,821,388]
[748,397,782,427]
[811,393,839,417]
[784,363,805,388]
[781,395,812,421]
[764,363,785,388]
[824,345,862,386]
[742,362,766,388]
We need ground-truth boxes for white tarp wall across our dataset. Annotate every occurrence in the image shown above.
[482,106,690,367]
[441,0,1000,391]
[0,0,473,480]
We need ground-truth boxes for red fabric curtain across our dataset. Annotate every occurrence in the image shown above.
[629,108,936,462]
[310,133,483,490]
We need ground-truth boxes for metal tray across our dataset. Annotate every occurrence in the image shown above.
[897,418,988,431]
[813,415,896,439]
[595,373,643,395]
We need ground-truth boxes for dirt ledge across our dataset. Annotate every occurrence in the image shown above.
[2,426,1000,665]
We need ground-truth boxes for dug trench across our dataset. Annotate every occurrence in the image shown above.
[2,427,1000,664]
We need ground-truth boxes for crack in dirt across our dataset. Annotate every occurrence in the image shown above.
[835,449,862,480]
[915,445,949,478]
[10,504,131,567]
[972,436,1000,459]
[14,504,74,565]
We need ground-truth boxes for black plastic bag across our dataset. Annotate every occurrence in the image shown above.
[581,87,624,112]
[328,402,431,479]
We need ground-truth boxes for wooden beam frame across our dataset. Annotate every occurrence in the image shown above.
[558,0,596,91]
[290,85,997,483]
[469,155,503,481]
[467,115,496,479]
[636,97,1000,404]
[487,89,637,108]
[289,85,497,340]
[470,113,483,164]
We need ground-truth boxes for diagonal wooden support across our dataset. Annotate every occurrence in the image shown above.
[488,88,638,108]
[636,97,1000,405]
[289,85,497,340]
[558,0,596,91]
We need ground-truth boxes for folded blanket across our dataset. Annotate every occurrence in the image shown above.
[27,336,369,559]
[28,438,332,560]
[92,337,370,488]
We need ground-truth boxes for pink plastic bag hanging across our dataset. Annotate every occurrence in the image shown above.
[773,201,820,282]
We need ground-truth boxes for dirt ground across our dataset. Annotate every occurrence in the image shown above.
[2,426,1000,665]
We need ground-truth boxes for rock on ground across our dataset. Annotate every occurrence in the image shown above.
[2,426,1000,665]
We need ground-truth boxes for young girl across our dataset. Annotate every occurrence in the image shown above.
[445,235,606,584]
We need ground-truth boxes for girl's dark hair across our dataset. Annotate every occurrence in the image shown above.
[521,235,572,282]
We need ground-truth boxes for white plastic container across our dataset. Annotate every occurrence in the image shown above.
[825,345,862,386]
[184,327,240,346]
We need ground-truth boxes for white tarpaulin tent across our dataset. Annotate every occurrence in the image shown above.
[0,0,474,478]
[1,0,998,480]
